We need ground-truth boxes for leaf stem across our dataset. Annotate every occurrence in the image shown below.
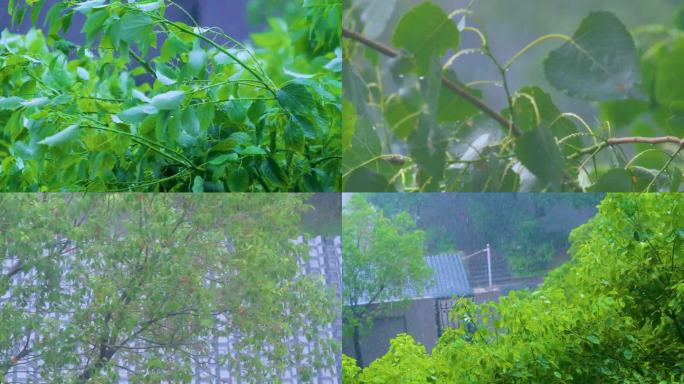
[156,18,275,96]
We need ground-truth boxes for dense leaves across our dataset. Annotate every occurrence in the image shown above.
[343,0,684,192]
[0,194,337,382]
[344,193,684,382]
[0,0,341,191]
[342,195,430,366]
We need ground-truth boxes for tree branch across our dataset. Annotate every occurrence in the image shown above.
[569,136,684,160]
[2,332,32,375]
[342,28,522,137]
[5,260,24,279]
[129,49,157,80]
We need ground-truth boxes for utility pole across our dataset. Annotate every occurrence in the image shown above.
[486,243,492,288]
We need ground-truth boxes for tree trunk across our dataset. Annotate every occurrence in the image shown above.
[79,344,117,382]
[353,324,364,367]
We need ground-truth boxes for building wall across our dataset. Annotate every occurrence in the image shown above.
[342,298,441,367]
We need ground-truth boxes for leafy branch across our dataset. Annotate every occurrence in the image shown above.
[343,1,684,192]
[0,0,341,192]
[343,27,521,136]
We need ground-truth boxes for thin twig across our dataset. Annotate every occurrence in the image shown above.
[343,28,522,136]
[569,136,684,160]
[129,49,157,79]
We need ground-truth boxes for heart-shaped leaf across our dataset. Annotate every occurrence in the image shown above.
[544,11,640,101]
[392,2,460,75]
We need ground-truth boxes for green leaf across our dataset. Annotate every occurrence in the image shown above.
[133,0,162,12]
[586,335,600,345]
[242,146,267,156]
[0,96,25,110]
[510,86,580,156]
[227,167,250,192]
[261,158,288,188]
[187,48,207,76]
[192,175,204,193]
[392,2,460,75]
[226,100,247,124]
[589,169,632,192]
[38,124,80,147]
[81,9,108,44]
[515,126,564,191]
[22,97,49,107]
[277,83,315,116]
[655,39,684,105]
[118,12,153,44]
[385,95,421,140]
[342,99,356,149]
[344,168,396,192]
[118,104,159,123]
[160,34,190,61]
[150,91,185,110]
[72,0,106,13]
[155,66,178,86]
[437,75,481,123]
[208,153,239,166]
[284,118,305,152]
[544,11,640,101]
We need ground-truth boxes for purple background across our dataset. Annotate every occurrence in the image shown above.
[0,0,254,41]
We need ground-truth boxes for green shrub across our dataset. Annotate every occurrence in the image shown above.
[352,194,684,382]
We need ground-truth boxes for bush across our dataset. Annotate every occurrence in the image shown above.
[350,194,684,382]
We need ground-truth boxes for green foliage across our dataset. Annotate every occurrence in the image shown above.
[342,354,362,384]
[342,195,430,365]
[0,0,341,192]
[346,193,684,382]
[0,194,337,382]
[359,334,436,383]
[343,0,684,192]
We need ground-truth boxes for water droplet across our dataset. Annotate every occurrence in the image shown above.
[419,76,425,81]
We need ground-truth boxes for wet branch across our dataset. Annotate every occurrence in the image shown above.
[569,136,684,160]
[342,28,522,137]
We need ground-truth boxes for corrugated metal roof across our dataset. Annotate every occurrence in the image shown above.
[352,253,472,305]
[420,253,472,298]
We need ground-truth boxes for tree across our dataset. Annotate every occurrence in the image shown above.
[342,195,430,367]
[1,194,337,383]
[344,193,684,382]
